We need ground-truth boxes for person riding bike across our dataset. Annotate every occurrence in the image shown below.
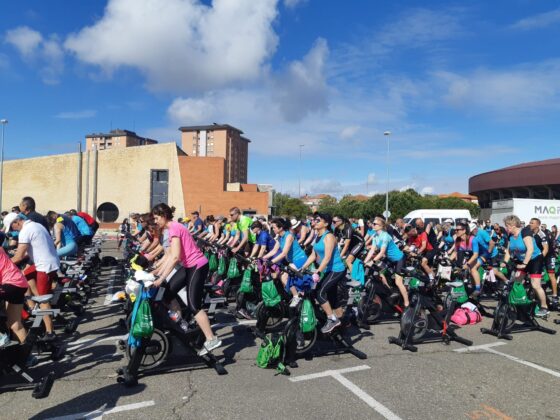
[501,215,549,318]
[364,216,409,308]
[333,216,364,277]
[19,196,49,232]
[263,218,308,307]
[530,217,558,306]
[67,210,93,246]
[150,203,222,356]
[301,212,346,333]
[7,212,60,340]
[407,223,436,282]
[46,211,81,258]
[229,207,254,254]
[249,221,277,259]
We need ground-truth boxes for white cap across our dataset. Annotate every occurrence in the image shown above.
[444,218,453,223]
[469,222,478,232]
[3,212,21,232]
[290,218,301,229]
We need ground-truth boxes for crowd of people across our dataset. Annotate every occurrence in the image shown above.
[0,197,98,359]
[119,205,560,341]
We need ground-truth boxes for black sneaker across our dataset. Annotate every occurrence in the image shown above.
[42,332,56,342]
[236,308,254,320]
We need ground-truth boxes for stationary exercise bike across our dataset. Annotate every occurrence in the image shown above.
[481,262,556,340]
[117,275,227,387]
[388,274,473,352]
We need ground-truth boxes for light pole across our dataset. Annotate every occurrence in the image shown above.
[0,119,8,212]
[383,131,391,219]
[298,144,304,198]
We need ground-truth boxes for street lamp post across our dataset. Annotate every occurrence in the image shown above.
[383,131,391,219]
[298,144,304,198]
[0,119,8,212]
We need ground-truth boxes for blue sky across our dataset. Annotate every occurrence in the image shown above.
[1,0,560,198]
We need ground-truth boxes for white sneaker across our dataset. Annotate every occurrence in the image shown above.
[198,336,222,356]
[289,296,301,308]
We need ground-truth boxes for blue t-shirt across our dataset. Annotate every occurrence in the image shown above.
[58,214,80,245]
[475,229,498,258]
[71,215,93,236]
[193,218,204,232]
[373,231,404,262]
[257,230,276,253]
[313,232,345,273]
[508,227,540,261]
[278,231,307,269]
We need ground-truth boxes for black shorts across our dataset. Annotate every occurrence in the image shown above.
[164,263,209,314]
[316,270,345,308]
[348,240,365,258]
[423,249,437,266]
[545,254,556,272]
[0,284,27,304]
[389,256,405,276]
[526,255,544,277]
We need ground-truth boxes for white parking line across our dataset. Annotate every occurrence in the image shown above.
[455,341,560,378]
[290,365,402,420]
[212,319,257,329]
[46,400,155,420]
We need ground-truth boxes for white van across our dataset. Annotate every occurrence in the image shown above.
[403,209,472,226]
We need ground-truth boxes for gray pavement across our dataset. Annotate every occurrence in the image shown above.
[3,240,560,419]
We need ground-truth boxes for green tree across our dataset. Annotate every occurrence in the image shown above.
[317,196,338,214]
[280,198,310,219]
[272,192,290,216]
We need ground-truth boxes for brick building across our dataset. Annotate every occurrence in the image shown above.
[85,129,158,151]
[3,125,271,222]
[179,124,249,184]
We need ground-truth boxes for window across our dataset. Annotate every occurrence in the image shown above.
[97,202,119,223]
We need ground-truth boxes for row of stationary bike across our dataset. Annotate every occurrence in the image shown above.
[0,236,105,398]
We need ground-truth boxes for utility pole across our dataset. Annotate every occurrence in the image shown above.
[298,144,304,198]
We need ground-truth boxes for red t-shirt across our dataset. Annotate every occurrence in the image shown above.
[409,232,433,252]
[77,212,95,225]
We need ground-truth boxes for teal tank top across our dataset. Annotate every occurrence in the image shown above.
[314,232,346,273]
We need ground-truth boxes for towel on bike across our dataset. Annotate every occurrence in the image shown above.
[351,259,365,285]
[286,274,314,293]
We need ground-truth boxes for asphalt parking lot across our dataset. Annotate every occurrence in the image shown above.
[3,241,560,420]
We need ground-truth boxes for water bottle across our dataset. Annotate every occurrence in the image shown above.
[168,310,180,322]
[168,310,190,333]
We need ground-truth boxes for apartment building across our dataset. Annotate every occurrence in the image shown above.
[85,129,158,151]
[179,124,249,184]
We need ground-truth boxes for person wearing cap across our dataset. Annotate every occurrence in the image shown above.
[469,220,507,296]
[290,218,309,247]
[8,212,60,340]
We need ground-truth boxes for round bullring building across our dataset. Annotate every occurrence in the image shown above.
[469,157,560,222]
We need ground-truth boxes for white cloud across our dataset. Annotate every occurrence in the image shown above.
[340,125,360,140]
[4,26,64,84]
[435,60,560,117]
[367,173,376,185]
[64,0,279,92]
[273,38,330,122]
[4,26,42,57]
[168,97,217,125]
[421,186,434,195]
[55,110,97,119]
[511,8,560,30]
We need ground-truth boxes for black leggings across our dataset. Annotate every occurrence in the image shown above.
[164,263,209,315]
[316,270,345,309]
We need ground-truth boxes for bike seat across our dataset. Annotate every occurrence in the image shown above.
[62,260,80,266]
[30,294,53,304]
[446,281,463,288]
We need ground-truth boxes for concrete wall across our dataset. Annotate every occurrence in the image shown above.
[178,156,268,217]
[3,142,186,220]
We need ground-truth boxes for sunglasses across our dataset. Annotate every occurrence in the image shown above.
[229,214,236,217]
[456,228,464,231]
[313,218,322,223]
[333,220,341,224]
[373,222,381,226]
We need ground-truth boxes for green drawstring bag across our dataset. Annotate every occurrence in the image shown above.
[239,268,253,293]
[204,251,210,260]
[262,280,281,307]
[256,333,287,374]
[509,282,530,306]
[227,257,241,279]
[208,253,218,272]
[299,299,317,333]
[131,298,153,339]
[217,256,227,276]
